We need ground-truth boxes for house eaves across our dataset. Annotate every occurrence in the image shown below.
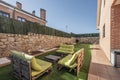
[112,0,120,6]
[96,0,102,30]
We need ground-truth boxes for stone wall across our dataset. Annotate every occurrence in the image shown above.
[76,37,99,44]
[0,33,75,57]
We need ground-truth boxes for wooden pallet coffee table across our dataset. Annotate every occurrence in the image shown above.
[45,55,61,62]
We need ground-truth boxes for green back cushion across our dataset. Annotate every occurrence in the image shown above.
[74,49,81,55]
[11,50,41,71]
[65,49,81,65]
[65,53,78,65]
[31,57,42,71]
[11,50,25,59]
[59,44,74,52]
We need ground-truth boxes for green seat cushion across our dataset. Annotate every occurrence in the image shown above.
[59,45,74,50]
[32,59,52,77]
[74,49,82,56]
[32,70,42,77]
[56,49,73,54]
[36,59,52,69]
[58,54,73,64]
[68,63,77,68]
[57,44,74,54]
[11,50,25,59]
[31,57,42,71]
[60,44,74,48]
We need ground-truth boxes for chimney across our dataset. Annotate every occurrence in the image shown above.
[40,9,46,20]
[16,2,22,10]
[32,10,35,16]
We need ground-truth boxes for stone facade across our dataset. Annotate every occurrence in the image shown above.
[76,37,99,44]
[0,33,75,57]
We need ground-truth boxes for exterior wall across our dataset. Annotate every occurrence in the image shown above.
[98,0,120,66]
[0,33,75,57]
[111,4,120,49]
[110,4,120,66]
[0,1,46,25]
[98,0,114,60]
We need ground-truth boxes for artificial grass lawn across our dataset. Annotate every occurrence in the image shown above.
[0,44,92,80]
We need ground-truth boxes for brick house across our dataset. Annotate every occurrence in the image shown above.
[0,0,46,25]
[97,0,120,66]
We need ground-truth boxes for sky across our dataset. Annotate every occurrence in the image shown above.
[3,0,98,34]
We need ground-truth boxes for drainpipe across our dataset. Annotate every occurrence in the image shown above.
[13,8,15,19]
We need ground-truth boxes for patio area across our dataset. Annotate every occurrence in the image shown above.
[0,44,120,80]
[0,44,92,80]
[88,44,120,80]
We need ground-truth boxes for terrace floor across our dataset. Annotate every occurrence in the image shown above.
[88,44,120,80]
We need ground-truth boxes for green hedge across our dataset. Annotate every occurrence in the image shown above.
[0,16,71,37]
[72,33,99,37]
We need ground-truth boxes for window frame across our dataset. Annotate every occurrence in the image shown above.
[17,16,26,22]
[0,11,10,18]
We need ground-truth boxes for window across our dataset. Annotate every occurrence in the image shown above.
[0,11,10,18]
[103,24,105,38]
[17,17,26,22]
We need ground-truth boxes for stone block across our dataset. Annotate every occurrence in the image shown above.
[8,37,15,42]
[0,35,7,38]
[7,34,15,37]
[16,37,22,41]
[23,35,28,39]
[4,42,9,45]
[1,39,7,42]
[0,42,3,45]
[0,45,6,48]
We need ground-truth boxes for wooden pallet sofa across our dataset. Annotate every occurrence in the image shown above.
[11,50,52,80]
[58,48,84,75]
[56,44,74,55]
